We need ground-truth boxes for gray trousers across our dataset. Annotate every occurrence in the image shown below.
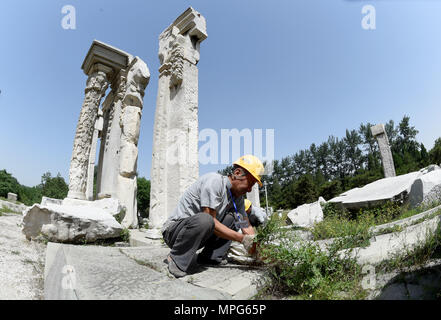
[162,212,237,272]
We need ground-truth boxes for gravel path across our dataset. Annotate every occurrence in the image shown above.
[0,213,46,299]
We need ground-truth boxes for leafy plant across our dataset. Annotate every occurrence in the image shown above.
[255,213,367,299]
[120,228,130,243]
[376,225,441,274]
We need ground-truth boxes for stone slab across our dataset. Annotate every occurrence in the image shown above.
[370,204,441,235]
[0,199,28,214]
[119,246,263,300]
[344,215,441,266]
[129,229,163,246]
[329,171,422,209]
[22,203,122,243]
[7,192,17,202]
[409,169,441,207]
[374,259,441,300]
[44,242,230,300]
[287,197,325,227]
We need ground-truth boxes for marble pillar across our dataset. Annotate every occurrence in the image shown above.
[68,40,149,228]
[67,64,111,200]
[149,7,207,231]
[371,124,396,178]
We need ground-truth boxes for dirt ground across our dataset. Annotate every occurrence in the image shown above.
[0,212,46,300]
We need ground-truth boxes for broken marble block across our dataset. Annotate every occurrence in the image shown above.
[287,197,326,228]
[329,171,422,209]
[22,200,123,243]
[329,165,441,210]
[409,167,441,207]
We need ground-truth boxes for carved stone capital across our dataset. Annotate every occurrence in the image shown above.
[158,7,207,72]
[85,66,110,95]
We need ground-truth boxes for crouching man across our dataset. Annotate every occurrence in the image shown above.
[161,155,264,278]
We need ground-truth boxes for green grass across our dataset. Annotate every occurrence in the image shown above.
[254,215,368,300]
[0,205,21,215]
[376,225,441,275]
[311,201,441,244]
[253,200,441,300]
[120,228,130,243]
[0,196,24,205]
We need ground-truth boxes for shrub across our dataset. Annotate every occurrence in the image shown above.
[120,228,130,243]
[255,214,367,299]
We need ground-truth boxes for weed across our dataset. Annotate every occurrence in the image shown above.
[376,225,441,274]
[255,214,368,300]
[314,202,441,241]
[0,205,21,215]
[114,208,126,224]
[120,228,130,243]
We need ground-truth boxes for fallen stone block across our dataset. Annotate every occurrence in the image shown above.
[287,197,326,227]
[41,197,63,206]
[409,169,441,207]
[329,165,441,210]
[22,202,123,243]
[7,192,17,202]
[329,171,422,209]
[0,198,28,214]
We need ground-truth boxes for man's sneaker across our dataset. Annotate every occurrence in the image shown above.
[197,254,228,266]
[167,255,187,278]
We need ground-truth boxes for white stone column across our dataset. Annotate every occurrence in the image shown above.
[85,109,103,201]
[97,89,122,200]
[149,7,207,231]
[371,124,396,178]
[246,184,260,207]
[67,64,111,200]
[117,57,150,228]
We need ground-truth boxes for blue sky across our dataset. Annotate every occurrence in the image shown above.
[1,0,441,187]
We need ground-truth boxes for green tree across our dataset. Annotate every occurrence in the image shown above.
[420,143,429,167]
[18,185,42,206]
[318,180,342,201]
[288,174,318,208]
[429,138,441,165]
[40,172,68,199]
[269,179,285,209]
[137,177,151,218]
[0,169,20,198]
[343,129,363,175]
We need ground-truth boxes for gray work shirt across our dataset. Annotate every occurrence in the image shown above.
[161,173,248,233]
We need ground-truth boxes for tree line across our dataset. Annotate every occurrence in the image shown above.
[0,169,151,219]
[220,115,441,210]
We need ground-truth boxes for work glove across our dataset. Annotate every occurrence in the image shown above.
[241,234,255,253]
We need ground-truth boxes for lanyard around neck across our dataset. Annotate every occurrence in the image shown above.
[228,188,243,222]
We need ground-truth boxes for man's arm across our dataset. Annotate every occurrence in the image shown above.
[202,207,244,243]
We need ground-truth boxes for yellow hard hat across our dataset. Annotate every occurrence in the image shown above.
[233,154,264,187]
[244,199,252,212]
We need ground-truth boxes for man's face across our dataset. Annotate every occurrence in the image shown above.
[233,167,257,195]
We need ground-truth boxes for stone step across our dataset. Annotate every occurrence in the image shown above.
[44,239,263,300]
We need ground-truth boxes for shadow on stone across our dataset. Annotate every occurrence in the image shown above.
[377,264,441,300]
